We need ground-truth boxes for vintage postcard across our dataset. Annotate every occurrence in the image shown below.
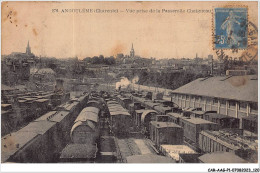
[1,1,259,172]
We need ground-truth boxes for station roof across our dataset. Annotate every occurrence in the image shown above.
[198,152,247,163]
[172,76,258,103]
[126,154,175,163]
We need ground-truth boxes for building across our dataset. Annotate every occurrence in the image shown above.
[26,41,32,55]
[170,75,258,127]
[8,41,37,63]
[130,43,135,58]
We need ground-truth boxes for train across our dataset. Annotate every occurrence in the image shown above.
[2,89,257,163]
[1,93,89,163]
[114,91,244,152]
[1,90,71,136]
[106,100,132,136]
[242,115,258,134]
[60,106,101,162]
[60,93,118,163]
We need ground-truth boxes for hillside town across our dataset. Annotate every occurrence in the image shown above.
[1,40,258,164]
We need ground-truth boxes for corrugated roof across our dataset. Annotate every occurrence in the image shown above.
[173,76,257,102]
[199,152,247,163]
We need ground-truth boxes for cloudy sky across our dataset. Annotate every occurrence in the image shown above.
[1,1,258,59]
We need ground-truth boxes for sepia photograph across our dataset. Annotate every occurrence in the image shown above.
[0,0,259,172]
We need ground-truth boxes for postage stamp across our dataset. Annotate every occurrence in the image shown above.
[214,8,248,49]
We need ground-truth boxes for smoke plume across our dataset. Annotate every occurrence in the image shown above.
[116,77,131,90]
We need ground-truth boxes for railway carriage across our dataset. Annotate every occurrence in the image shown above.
[180,117,219,149]
[150,121,184,148]
[242,115,258,134]
[71,107,100,144]
[203,113,240,129]
[2,120,57,163]
[154,105,172,115]
[110,111,131,136]
[140,110,158,135]
[60,106,101,162]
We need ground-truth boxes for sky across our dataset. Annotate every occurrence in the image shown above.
[1,1,258,60]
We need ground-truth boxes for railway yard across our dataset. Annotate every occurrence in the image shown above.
[1,88,258,163]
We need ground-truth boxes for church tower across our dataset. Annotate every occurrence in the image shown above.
[26,40,31,55]
[130,43,135,58]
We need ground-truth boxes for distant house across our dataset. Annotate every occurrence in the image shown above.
[31,68,56,82]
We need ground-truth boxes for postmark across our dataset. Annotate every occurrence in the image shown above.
[212,6,258,63]
[214,20,258,63]
[214,8,248,49]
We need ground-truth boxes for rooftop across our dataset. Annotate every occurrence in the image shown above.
[150,121,182,128]
[182,117,217,125]
[1,132,39,162]
[172,75,258,103]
